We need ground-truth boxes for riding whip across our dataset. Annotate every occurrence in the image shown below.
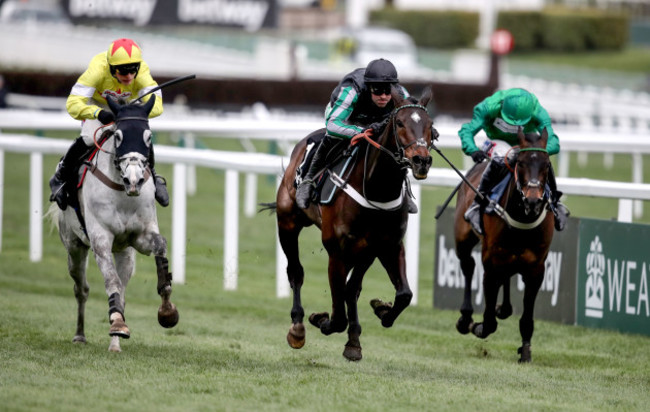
[132,74,197,104]
[430,144,487,203]
[434,182,462,220]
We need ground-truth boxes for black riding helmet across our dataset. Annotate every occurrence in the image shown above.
[364,58,399,83]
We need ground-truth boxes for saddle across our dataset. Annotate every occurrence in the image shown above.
[294,134,358,206]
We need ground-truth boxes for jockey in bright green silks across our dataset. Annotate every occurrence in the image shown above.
[458,87,569,235]
[49,38,169,211]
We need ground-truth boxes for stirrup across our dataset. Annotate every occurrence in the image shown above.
[464,204,483,235]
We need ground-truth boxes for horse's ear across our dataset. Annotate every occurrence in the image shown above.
[106,96,120,114]
[517,126,526,146]
[142,94,156,115]
[540,127,548,147]
[419,85,433,107]
[391,85,405,106]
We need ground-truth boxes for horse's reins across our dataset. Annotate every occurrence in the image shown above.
[347,103,430,210]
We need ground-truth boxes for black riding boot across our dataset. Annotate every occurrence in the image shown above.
[464,159,506,235]
[148,146,169,207]
[295,136,338,209]
[49,136,90,210]
[547,165,570,231]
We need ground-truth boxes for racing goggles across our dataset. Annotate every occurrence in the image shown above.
[369,84,392,96]
[115,63,140,75]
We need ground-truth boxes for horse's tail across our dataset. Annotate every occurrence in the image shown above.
[258,202,277,215]
[43,203,61,234]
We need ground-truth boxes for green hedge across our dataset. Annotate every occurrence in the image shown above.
[371,8,628,52]
[498,7,628,52]
[370,10,479,49]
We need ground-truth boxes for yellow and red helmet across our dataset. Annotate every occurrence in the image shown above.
[107,38,143,76]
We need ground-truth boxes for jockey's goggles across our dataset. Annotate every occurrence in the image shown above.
[114,63,140,75]
[369,84,392,96]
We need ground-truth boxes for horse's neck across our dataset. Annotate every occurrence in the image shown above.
[361,137,405,199]
[93,138,119,180]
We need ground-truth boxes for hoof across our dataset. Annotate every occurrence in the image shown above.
[518,343,532,363]
[308,312,329,328]
[72,335,87,344]
[108,336,121,353]
[109,316,130,339]
[496,304,513,319]
[471,322,484,339]
[456,317,473,335]
[370,298,392,320]
[158,302,179,328]
[343,344,362,362]
[287,323,306,349]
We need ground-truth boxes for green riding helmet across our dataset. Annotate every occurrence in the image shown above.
[501,88,536,126]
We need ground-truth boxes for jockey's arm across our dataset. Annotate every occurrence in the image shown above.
[458,102,490,155]
[66,86,102,121]
[134,63,163,118]
[325,86,364,139]
[534,106,560,155]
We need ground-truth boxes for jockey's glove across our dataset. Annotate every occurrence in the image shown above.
[471,150,489,163]
[97,110,116,125]
[368,118,389,137]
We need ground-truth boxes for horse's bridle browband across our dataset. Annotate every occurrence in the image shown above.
[116,116,149,123]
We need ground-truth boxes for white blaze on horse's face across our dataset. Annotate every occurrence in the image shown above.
[118,153,148,196]
[411,112,421,123]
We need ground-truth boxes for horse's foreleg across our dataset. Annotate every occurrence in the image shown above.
[67,245,89,343]
[496,276,514,320]
[456,250,476,334]
[278,220,307,349]
[310,255,348,335]
[155,255,179,328]
[518,268,544,363]
[373,244,412,328]
[342,257,373,361]
[472,271,499,339]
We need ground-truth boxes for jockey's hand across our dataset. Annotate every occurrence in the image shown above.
[471,150,488,163]
[368,118,389,137]
[97,110,115,125]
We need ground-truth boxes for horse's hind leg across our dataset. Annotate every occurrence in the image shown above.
[67,243,90,343]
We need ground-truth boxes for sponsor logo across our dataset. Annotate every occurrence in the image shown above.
[437,235,563,306]
[69,0,158,26]
[178,0,270,32]
[584,235,650,319]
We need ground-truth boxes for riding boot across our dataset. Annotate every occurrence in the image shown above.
[49,136,90,210]
[296,136,338,209]
[463,159,505,235]
[547,165,570,231]
[148,146,169,207]
[407,197,418,214]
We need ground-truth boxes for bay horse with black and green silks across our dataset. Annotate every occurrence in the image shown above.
[262,86,435,361]
[454,128,555,362]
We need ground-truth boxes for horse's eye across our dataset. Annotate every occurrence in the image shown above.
[114,130,123,148]
[143,130,152,147]
[396,119,404,127]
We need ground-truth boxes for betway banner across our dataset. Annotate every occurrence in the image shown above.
[577,219,650,336]
[62,0,278,31]
[434,207,578,325]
